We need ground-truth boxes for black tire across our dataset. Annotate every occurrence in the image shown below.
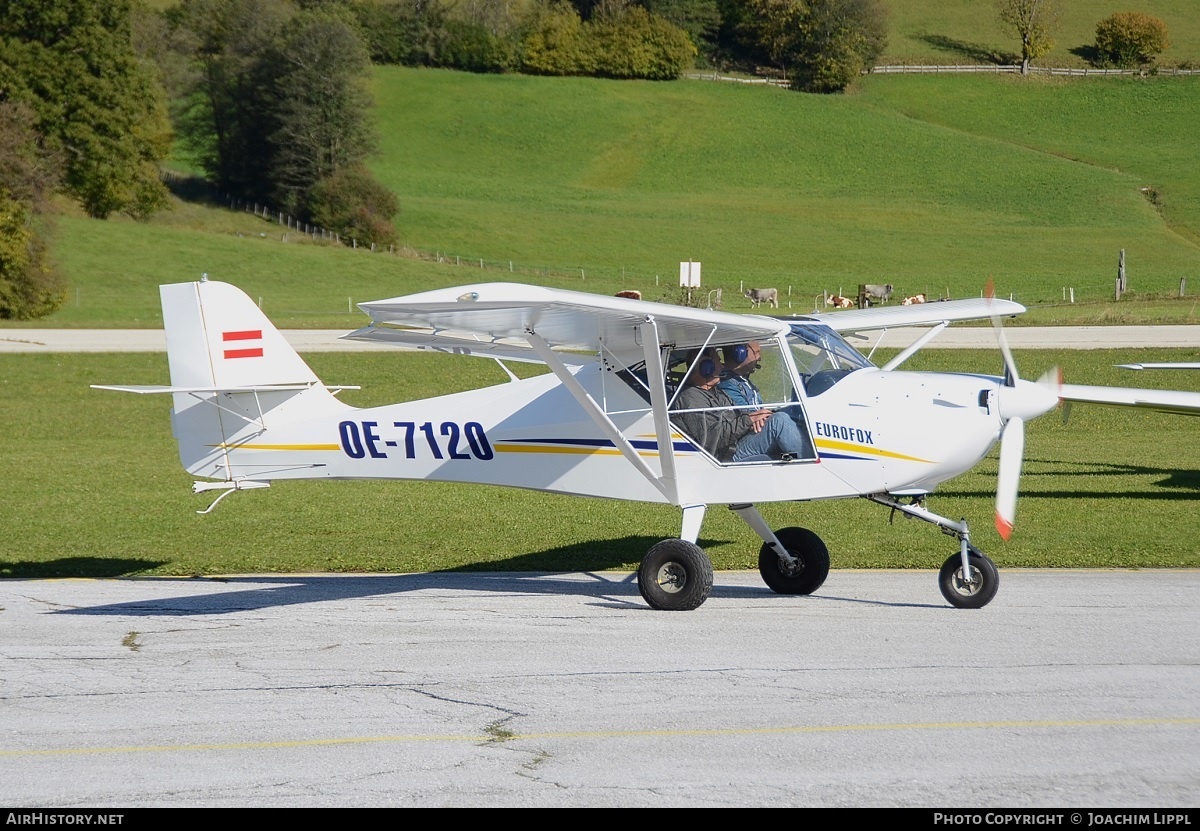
[758,527,830,596]
[637,539,713,611]
[938,551,1000,609]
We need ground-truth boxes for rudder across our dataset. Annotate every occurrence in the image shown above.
[161,279,348,480]
[161,280,320,390]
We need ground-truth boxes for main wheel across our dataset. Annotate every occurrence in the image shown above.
[758,527,830,596]
[938,551,1000,609]
[637,539,714,611]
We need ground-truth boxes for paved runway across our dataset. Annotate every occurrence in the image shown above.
[3,569,1198,807]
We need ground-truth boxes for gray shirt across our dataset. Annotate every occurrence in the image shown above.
[673,383,752,461]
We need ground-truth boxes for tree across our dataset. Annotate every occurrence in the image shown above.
[644,0,722,56]
[265,11,378,211]
[0,0,172,219]
[741,0,807,73]
[305,164,399,246]
[584,0,696,79]
[166,0,295,198]
[519,0,588,75]
[741,0,886,93]
[1095,12,1169,68]
[996,0,1057,75]
[789,0,886,93]
[0,101,66,319]
[347,0,450,67]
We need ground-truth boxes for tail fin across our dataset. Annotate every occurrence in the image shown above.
[162,280,319,390]
[160,279,350,480]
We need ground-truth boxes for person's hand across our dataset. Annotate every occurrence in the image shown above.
[748,410,771,433]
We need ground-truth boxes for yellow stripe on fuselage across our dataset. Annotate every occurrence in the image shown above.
[216,443,341,451]
[496,443,658,457]
[815,438,932,464]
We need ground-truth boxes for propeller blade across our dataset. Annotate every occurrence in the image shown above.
[995,416,1025,541]
[984,279,1019,386]
[1037,365,1062,388]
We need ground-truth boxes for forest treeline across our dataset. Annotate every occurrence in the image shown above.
[0,0,890,318]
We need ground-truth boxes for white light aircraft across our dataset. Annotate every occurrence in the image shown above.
[96,278,1073,611]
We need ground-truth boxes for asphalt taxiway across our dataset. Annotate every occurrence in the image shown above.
[3,569,1199,807]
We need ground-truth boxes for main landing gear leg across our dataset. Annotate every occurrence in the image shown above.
[865,494,1000,609]
[730,504,831,596]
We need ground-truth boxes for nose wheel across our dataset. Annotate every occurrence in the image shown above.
[938,550,999,609]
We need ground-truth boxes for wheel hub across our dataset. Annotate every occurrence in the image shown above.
[778,555,804,577]
[950,565,982,596]
[655,562,688,594]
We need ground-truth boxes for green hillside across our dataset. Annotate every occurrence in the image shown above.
[30,62,1200,327]
[884,0,1200,66]
[372,67,1200,302]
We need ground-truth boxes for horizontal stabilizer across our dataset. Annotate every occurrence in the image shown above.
[92,383,359,395]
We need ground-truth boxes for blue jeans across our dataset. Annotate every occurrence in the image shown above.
[731,412,812,461]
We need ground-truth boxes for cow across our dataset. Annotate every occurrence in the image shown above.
[826,294,855,309]
[614,290,642,300]
[901,293,926,305]
[743,287,779,309]
[861,284,893,306]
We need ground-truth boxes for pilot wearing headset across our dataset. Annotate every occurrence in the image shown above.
[717,341,763,409]
[673,348,806,463]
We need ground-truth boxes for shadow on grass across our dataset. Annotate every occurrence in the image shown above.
[1,558,167,579]
[162,172,225,208]
[1069,45,1106,66]
[916,34,1013,65]
[942,459,1200,497]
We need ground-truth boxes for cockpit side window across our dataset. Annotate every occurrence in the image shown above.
[660,338,817,464]
[788,324,872,397]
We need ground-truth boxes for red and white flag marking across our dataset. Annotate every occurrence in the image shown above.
[222,329,263,359]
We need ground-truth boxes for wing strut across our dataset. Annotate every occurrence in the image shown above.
[524,328,675,503]
[879,322,949,371]
[639,316,679,499]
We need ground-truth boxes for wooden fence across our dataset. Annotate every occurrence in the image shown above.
[688,66,1200,84]
[870,65,1200,76]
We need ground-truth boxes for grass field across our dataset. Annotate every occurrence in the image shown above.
[2,348,1197,578]
[882,0,1200,67]
[8,23,1200,580]
[17,67,1197,331]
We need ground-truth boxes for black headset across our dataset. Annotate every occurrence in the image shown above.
[725,343,749,365]
[698,356,719,378]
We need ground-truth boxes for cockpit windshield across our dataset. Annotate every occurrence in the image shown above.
[787,323,873,396]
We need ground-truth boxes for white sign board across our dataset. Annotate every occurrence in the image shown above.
[679,261,701,288]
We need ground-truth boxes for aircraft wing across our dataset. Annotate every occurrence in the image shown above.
[1059,383,1200,416]
[1116,362,1200,371]
[345,282,788,362]
[804,298,1026,334]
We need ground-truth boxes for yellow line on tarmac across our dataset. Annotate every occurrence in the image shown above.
[4,717,1198,757]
